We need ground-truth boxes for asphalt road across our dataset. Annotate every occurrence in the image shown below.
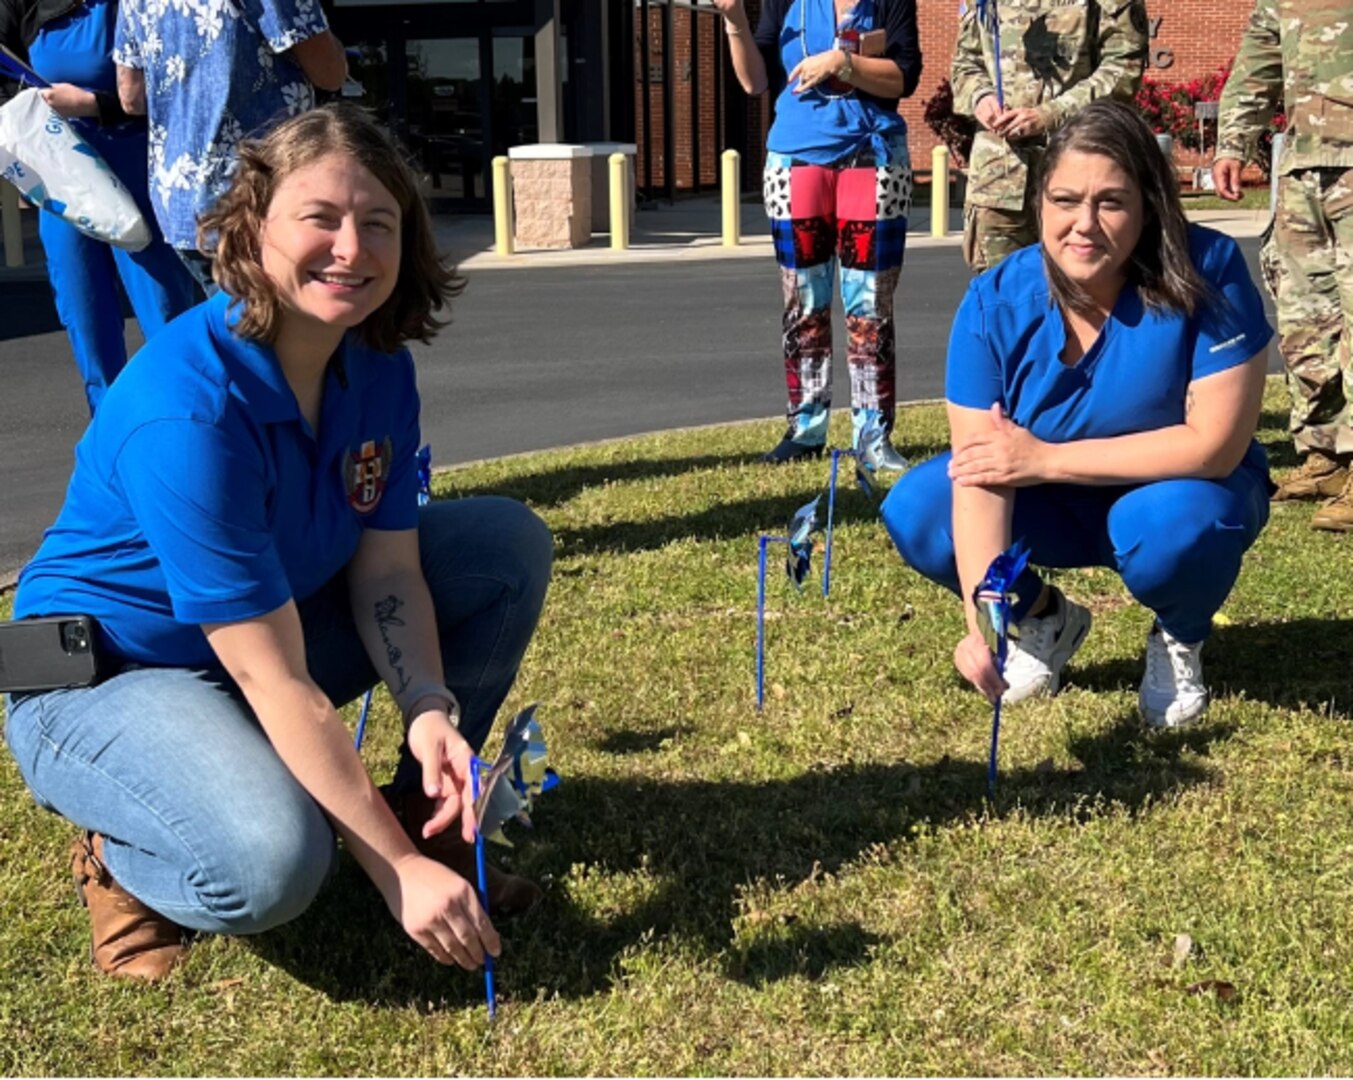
[0,238,1272,585]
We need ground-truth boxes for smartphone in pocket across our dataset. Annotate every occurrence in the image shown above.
[0,615,105,693]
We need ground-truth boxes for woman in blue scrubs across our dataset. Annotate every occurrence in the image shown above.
[5,105,553,981]
[880,100,1273,730]
[0,0,197,414]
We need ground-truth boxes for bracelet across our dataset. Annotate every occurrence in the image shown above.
[724,18,745,36]
[837,48,855,84]
[399,683,461,728]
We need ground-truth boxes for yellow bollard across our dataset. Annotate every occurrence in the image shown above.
[721,148,741,247]
[2,182,23,268]
[492,155,513,256]
[930,145,950,239]
[609,152,630,250]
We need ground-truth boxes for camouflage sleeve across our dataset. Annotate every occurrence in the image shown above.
[950,6,994,117]
[1215,0,1282,163]
[1036,0,1147,131]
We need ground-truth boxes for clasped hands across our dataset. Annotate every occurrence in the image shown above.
[974,95,1047,142]
[949,402,1048,488]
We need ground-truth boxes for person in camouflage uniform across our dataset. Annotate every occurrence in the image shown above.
[1213,0,1353,531]
[950,0,1147,272]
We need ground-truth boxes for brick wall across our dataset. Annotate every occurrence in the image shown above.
[638,1,1257,193]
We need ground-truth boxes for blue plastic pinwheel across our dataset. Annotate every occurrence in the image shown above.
[785,494,821,589]
[972,539,1031,794]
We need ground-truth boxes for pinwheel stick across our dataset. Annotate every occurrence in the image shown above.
[823,451,848,599]
[470,756,497,1020]
[353,689,373,750]
[988,633,1007,797]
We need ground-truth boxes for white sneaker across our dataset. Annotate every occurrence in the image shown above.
[1001,587,1093,704]
[1138,625,1208,728]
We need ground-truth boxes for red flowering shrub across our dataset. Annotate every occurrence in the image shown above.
[922,78,976,168]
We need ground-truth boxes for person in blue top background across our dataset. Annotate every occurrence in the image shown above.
[5,105,553,982]
[880,100,1274,730]
[0,0,198,414]
[717,0,920,465]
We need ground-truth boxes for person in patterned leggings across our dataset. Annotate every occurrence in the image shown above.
[716,0,922,465]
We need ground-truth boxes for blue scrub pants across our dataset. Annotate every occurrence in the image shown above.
[880,452,1270,644]
[4,498,553,935]
[39,126,198,414]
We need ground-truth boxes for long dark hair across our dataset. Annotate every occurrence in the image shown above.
[200,103,464,352]
[1038,99,1207,317]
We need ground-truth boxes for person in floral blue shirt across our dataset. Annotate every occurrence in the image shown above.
[113,0,346,292]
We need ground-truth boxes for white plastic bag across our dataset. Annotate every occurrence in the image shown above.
[0,88,150,251]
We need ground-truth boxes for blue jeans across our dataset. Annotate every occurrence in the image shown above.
[3,498,552,935]
[880,452,1270,644]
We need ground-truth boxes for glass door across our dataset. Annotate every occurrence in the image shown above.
[406,37,487,203]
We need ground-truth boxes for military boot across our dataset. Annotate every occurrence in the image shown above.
[1272,451,1348,502]
[70,833,188,981]
[1311,472,1353,532]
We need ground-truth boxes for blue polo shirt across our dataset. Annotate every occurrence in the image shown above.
[946,225,1274,476]
[15,292,421,667]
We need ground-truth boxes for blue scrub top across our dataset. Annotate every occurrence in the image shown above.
[27,0,119,93]
[946,224,1274,475]
[15,292,422,667]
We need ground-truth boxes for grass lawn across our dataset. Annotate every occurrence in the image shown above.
[1181,188,1272,212]
[5,378,1353,1075]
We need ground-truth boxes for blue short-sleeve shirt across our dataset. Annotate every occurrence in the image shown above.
[946,224,1274,472]
[112,0,329,249]
[15,292,421,667]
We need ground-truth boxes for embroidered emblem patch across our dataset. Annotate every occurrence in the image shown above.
[344,437,394,514]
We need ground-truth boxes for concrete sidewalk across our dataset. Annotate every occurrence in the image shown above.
[439,196,1272,271]
[1,193,1270,280]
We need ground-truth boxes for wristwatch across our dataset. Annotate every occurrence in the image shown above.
[837,48,855,84]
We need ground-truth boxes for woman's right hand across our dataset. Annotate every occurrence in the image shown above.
[954,630,1007,703]
[390,854,502,969]
[710,0,745,14]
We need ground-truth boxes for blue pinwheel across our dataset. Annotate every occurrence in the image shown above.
[469,704,558,1019]
[973,539,1030,794]
[785,495,821,588]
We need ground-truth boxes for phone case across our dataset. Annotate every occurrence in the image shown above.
[0,616,103,693]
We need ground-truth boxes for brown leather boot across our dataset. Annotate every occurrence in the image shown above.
[385,789,543,917]
[1311,472,1353,532]
[1272,452,1348,502]
[70,833,188,981]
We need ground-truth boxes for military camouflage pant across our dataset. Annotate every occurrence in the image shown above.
[961,202,1040,272]
[1264,166,1353,458]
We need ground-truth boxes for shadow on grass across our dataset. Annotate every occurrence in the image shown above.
[594,726,691,754]
[441,452,766,509]
[555,487,891,558]
[1072,618,1353,719]
[252,713,1219,1005]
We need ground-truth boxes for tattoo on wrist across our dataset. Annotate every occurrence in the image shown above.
[373,594,412,696]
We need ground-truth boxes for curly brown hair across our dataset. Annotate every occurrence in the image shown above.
[197,103,464,352]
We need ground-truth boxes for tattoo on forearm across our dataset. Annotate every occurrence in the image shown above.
[373,594,412,696]
[1185,387,1196,418]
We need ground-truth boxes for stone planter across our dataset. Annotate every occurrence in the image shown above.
[507,144,593,250]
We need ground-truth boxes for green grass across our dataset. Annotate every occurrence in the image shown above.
[1181,188,1272,211]
[5,378,1353,1074]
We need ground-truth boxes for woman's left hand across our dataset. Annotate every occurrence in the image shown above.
[41,83,100,119]
[949,403,1049,488]
[788,49,846,94]
[407,708,478,844]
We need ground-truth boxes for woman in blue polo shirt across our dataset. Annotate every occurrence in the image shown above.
[716,0,920,465]
[5,105,552,981]
[880,100,1273,728]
